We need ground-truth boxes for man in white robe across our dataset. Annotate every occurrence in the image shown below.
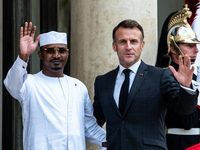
[4,22,107,150]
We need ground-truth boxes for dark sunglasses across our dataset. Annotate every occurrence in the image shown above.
[40,47,69,54]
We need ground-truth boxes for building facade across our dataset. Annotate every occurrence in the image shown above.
[0,0,184,149]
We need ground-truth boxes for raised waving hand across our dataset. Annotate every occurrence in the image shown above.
[169,55,194,88]
[19,22,41,62]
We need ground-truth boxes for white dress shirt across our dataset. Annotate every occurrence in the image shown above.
[113,60,141,107]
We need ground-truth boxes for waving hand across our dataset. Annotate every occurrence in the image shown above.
[19,22,41,62]
[169,55,194,88]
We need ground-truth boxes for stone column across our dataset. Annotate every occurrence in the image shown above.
[71,1,157,149]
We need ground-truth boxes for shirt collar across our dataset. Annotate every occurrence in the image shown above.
[119,60,141,75]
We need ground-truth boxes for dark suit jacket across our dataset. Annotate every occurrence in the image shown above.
[93,61,198,150]
[165,62,200,150]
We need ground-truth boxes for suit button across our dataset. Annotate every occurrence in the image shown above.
[122,121,125,125]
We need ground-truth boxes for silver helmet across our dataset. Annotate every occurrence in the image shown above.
[166,4,200,57]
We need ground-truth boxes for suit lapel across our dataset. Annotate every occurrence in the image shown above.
[107,67,123,117]
[123,61,148,116]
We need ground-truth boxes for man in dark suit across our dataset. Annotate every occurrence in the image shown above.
[93,18,199,150]
[155,5,200,150]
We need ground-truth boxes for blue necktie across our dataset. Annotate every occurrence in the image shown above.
[119,69,131,115]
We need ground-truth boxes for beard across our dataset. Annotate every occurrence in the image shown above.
[51,67,62,71]
[50,58,63,71]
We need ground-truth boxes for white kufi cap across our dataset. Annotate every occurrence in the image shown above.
[39,31,67,47]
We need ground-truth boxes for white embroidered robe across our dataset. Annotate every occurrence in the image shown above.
[4,56,106,150]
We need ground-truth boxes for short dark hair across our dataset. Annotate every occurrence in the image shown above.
[112,19,144,43]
